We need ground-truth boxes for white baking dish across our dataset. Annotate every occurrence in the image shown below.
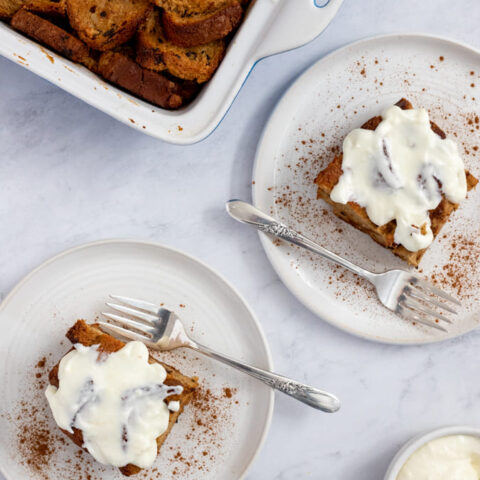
[0,0,343,144]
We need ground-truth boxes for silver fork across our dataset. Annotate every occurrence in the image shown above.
[100,295,340,413]
[226,200,460,333]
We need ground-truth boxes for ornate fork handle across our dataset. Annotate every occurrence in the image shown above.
[258,222,300,243]
[189,342,340,413]
[227,200,374,281]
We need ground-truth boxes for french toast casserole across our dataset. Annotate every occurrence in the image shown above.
[314,98,478,266]
[2,0,250,109]
[46,320,197,476]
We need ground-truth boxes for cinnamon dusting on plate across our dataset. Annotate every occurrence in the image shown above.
[12,354,239,480]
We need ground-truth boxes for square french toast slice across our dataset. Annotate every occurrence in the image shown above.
[314,98,478,266]
[48,320,198,476]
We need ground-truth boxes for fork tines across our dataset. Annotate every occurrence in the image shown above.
[398,276,460,333]
[100,295,161,343]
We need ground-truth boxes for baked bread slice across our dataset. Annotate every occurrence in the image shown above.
[155,0,243,47]
[48,320,198,477]
[24,0,66,17]
[66,0,151,51]
[0,0,24,19]
[11,9,96,69]
[157,0,236,14]
[314,98,478,266]
[98,49,198,109]
[136,9,225,83]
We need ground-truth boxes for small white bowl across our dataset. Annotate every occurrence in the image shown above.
[384,425,480,480]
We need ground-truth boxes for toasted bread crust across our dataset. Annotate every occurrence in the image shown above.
[49,320,198,477]
[11,9,95,68]
[159,0,243,47]
[24,0,66,17]
[66,0,151,51]
[7,0,247,109]
[98,50,197,109]
[0,0,24,18]
[314,98,478,266]
[155,0,233,15]
[136,9,225,83]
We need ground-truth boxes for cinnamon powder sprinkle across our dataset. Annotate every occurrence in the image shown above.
[268,78,480,317]
[13,354,239,480]
[14,356,57,477]
[430,233,480,297]
[166,384,237,477]
[17,403,55,474]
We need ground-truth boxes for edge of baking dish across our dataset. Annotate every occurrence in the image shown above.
[0,0,344,144]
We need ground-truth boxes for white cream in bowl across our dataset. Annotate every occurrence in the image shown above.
[384,427,480,480]
[397,434,480,479]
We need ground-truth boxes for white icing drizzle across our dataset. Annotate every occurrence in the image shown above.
[330,105,467,252]
[397,434,480,480]
[45,341,182,468]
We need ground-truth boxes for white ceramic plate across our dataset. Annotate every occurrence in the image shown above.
[253,34,480,345]
[384,425,480,479]
[0,239,273,480]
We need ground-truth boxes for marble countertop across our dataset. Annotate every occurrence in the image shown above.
[1,0,480,478]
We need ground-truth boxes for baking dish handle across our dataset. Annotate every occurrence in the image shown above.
[250,0,344,61]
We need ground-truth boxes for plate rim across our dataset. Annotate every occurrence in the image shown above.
[252,32,480,346]
[0,238,275,480]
